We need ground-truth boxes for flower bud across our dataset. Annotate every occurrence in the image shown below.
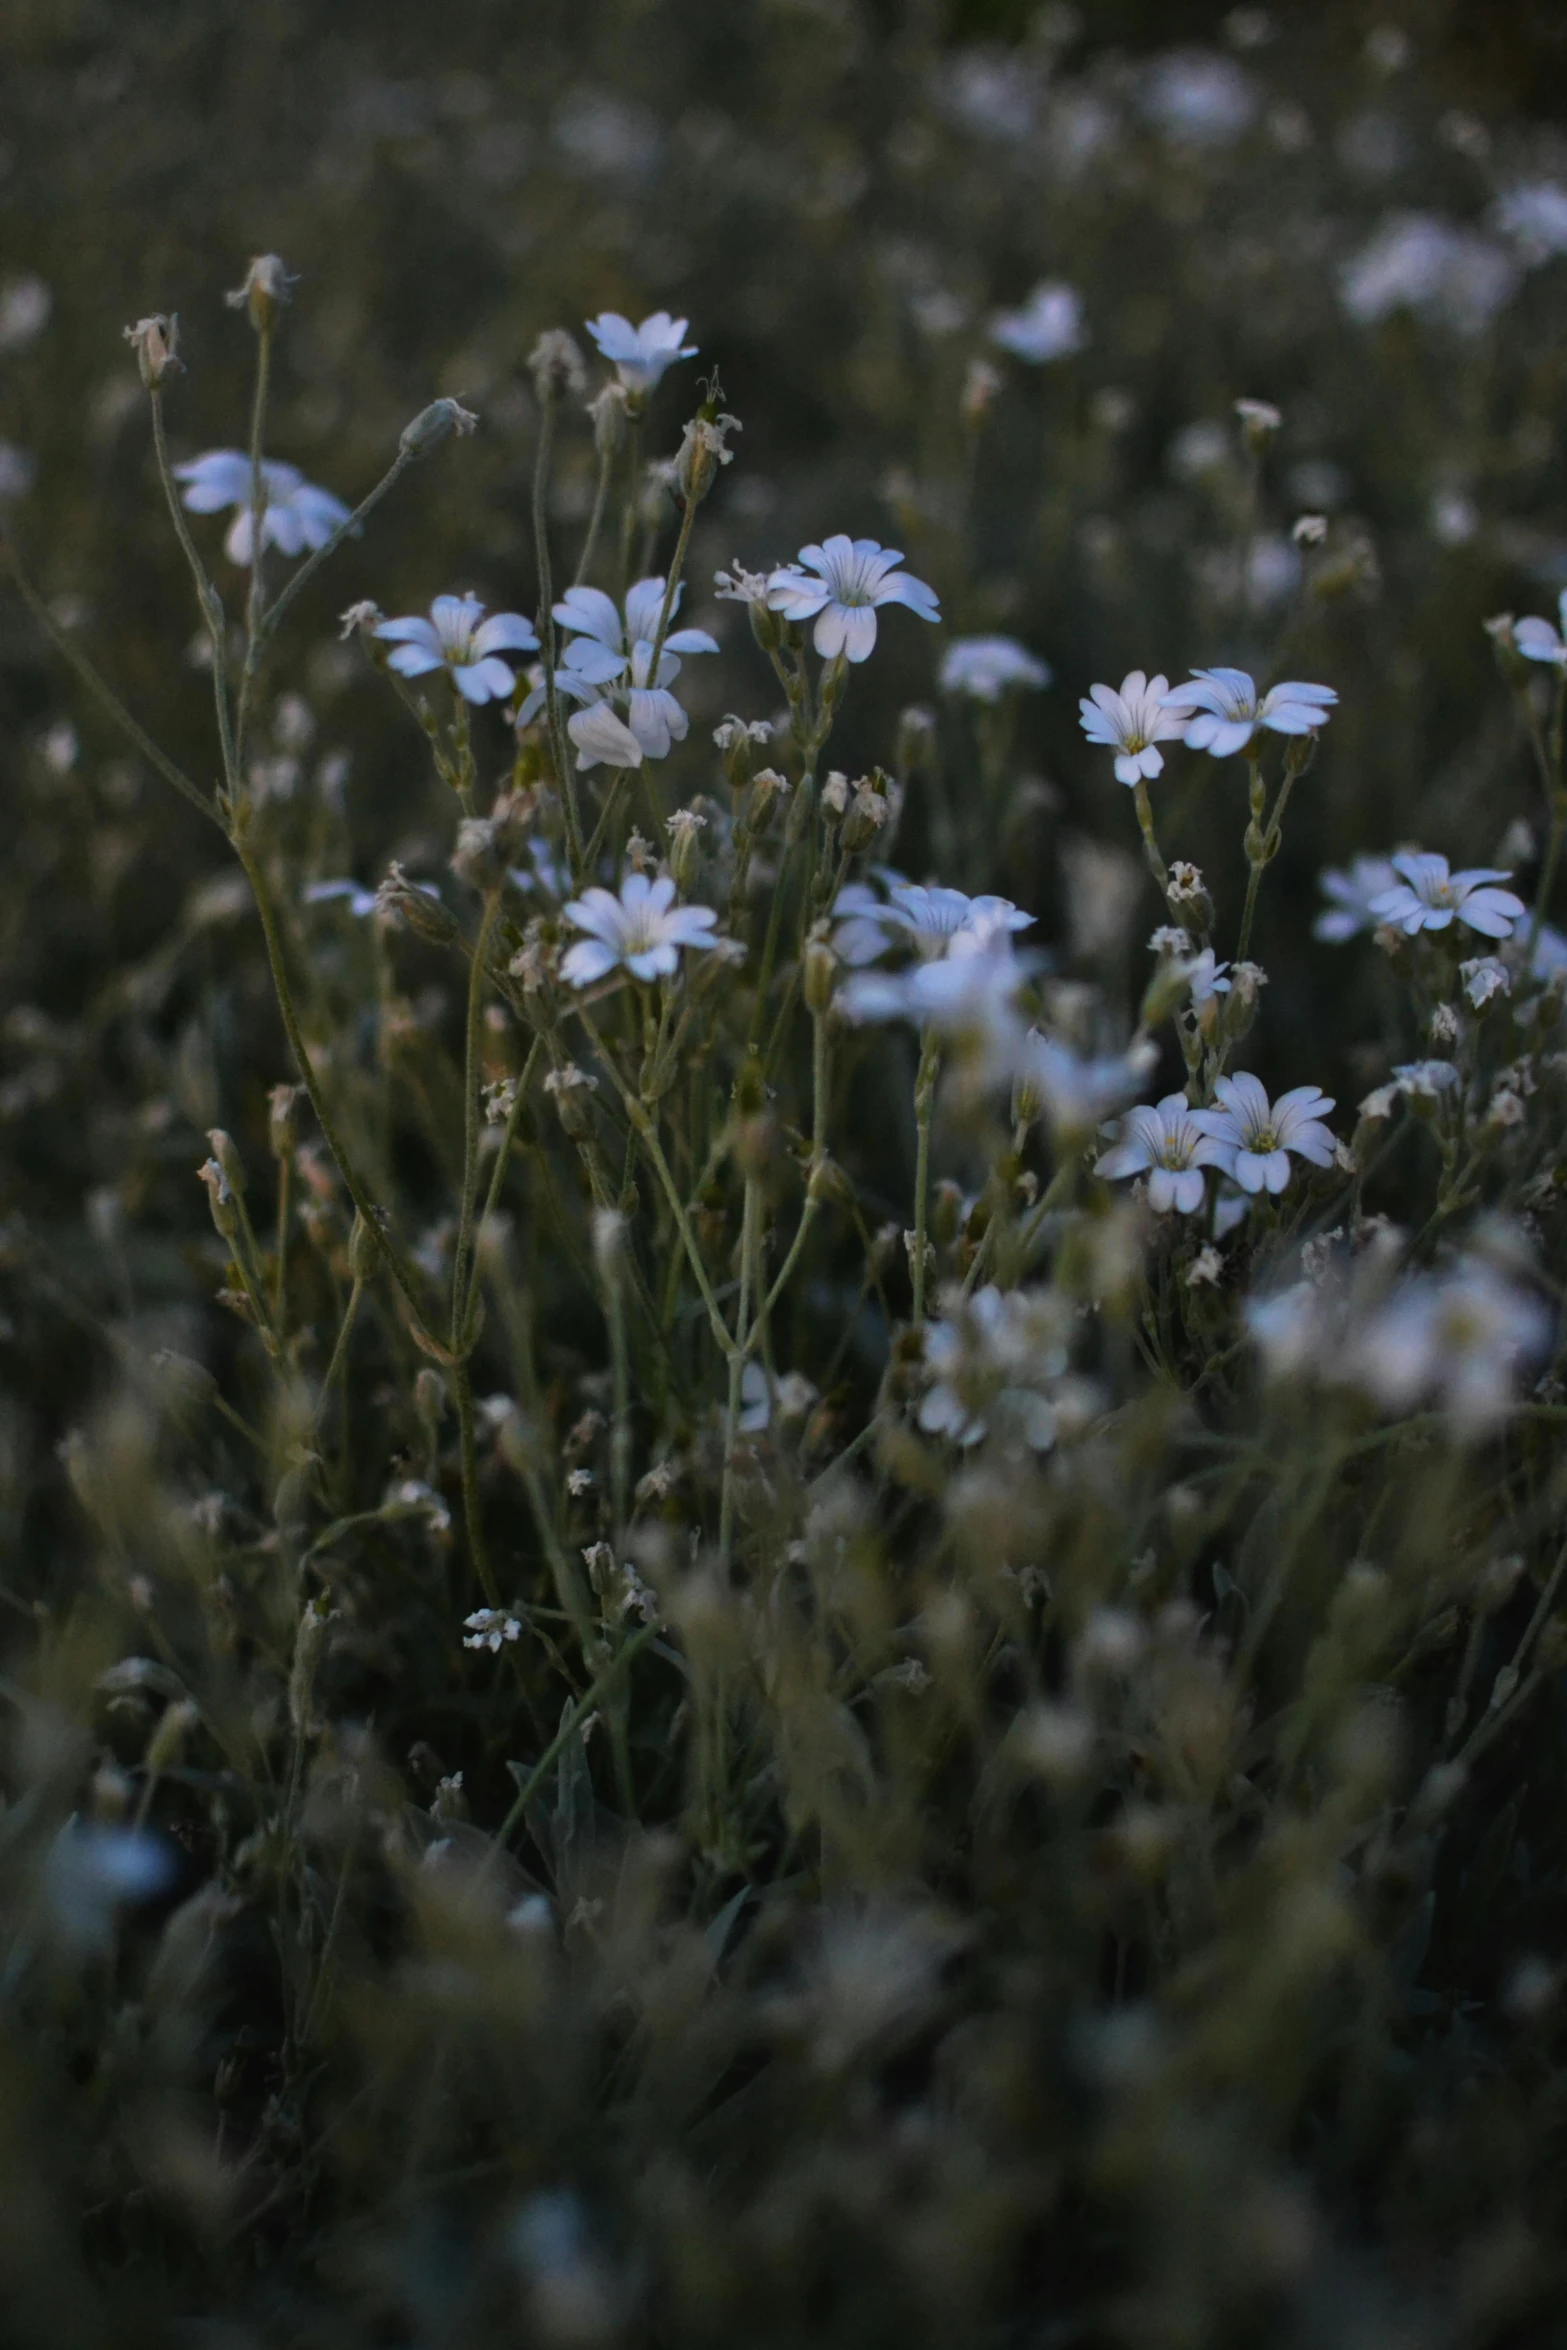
[349,1206,387,1282]
[1220,960,1267,1047]
[961,357,1002,430]
[895,704,937,784]
[1234,396,1282,454]
[667,805,707,893]
[206,1127,247,1199]
[675,408,741,507]
[268,1083,302,1160]
[197,1157,240,1242]
[544,1063,600,1142]
[450,817,503,896]
[124,313,181,388]
[841,775,891,854]
[528,329,588,402]
[587,379,629,456]
[804,932,836,1015]
[400,397,479,461]
[226,254,295,335]
[375,863,459,946]
[746,767,789,836]
[288,1597,334,1736]
[714,713,770,792]
[413,1367,448,1438]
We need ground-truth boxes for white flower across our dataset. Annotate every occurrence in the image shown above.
[1314,854,1400,941]
[1015,1031,1159,1144]
[988,281,1086,364]
[1491,181,1567,267]
[938,634,1052,701]
[173,448,351,567]
[918,1284,1074,1451]
[304,878,378,918]
[713,563,774,610]
[1368,852,1526,940]
[1391,1059,1461,1100]
[1095,1095,1228,1214]
[1350,1258,1551,1434]
[561,872,721,986]
[564,702,644,770]
[375,593,538,705]
[1184,947,1232,1012]
[1339,212,1519,337]
[540,576,717,759]
[1461,956,1511,1010]
[766,536,940,663]
[831,878,1033,967]
[1515,590,1567,670]
[1078,671,1188,786]
[1159,666,1337,757]
[463,1607,523,1652]
[583,309,696,395]
[1190,1071,1336,1195]
[1140,48,1255,147]
[738,1363,819,1432]
[840,930,1030,1078]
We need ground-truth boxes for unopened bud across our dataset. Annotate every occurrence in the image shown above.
[675,408,741,506]
[413,1367,448,1437]
[895,704,937,781]
[961,356,1003,430]
[124,313,181,388]
[268,1083,302,1160]
[400,397,479,460]
[544,1063,600,1142]
[450,817,503,896]
[375,863,459,945]
[804,933,836,1015]
[528,329,588,402]
[747,767,789,834]
[841,775,891,854]
[1234,396,1282,453]
[289,1597,334,1735]
[206,1128,247,1199]
[197,1157,240,1241]
[713,713,770,792]
[226,253,295,335]
[667,806,706,893]
[348,1206,387,1282]
[587,379,629,456]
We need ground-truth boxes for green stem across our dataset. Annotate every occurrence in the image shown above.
[452,1355,500,1608]
[314,1276,364,1431]
[259,446,416,646]
[911,1034,940,1326]
[719,1174,760,1568]
[451,896,499,1351]
[235,324,274,770]
[532,385,584,877]
[573,441,615,589]
[148,387,239,790]
[486,1620,660,1865]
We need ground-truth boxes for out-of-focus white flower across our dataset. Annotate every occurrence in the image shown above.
[1339,212,1520,336]
[0,274,50,351]
[1351,1257,1552,1433]
[1014,1030,1159,1144]
[1315,854,1400,941]
[1140,48,1255,146]
[375,593,538,705]
[1515,590,1567,670]
[1078,671,1188,786]
[738,1363,819,1433]
[1191,1071,1336,1195]
[1461,956,1511,1010]
[1160,666,1337,757]
[43,1820,175,1953]
[0,440,33,498]
[840,930,1030,1080]
[939,635,1052,700]
[305,878,378,918]
[584,309,696,395]
[918,1283,1075,1451]
[831,878,1033,967]
[1369,852,1526,940]
[1391,1058,1461,1101]
[561,872,720,986]
[988,281,1086,364]
[173,448,351,566]
[463,1607,523,1652]
[767,536,940,663]
[1491,181,1567,267]
[1095,1094,1227,1214]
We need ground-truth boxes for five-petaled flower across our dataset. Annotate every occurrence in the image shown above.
[939,635,1052,701]
[1160,666,1337,757]
[1369,852,1526,940]
[1515,589,1567,670]
[1078,671,1189,786]
[543,576,718,761]
[173,449,350,567]
[767,537,940,663]
[375,594,539,705]
[584,310,697,398]
[831,879,1033,966]
[1314,854,1400,941]
[988,281,1087,365]
[561,872,722,986]
[1095,1095,1229,1214]
[1191,1071,1336,1195]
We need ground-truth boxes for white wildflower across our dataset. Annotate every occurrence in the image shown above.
[561,873,721,986]
[919,1284,1074,1452]
[1190,1071,1336,1195]
[463,1607,523,1653]
[1339,212,1519,337]
[767,536,940,663]
[1015,1031,1159,1145]
[1095,1095,1229,1215]
[831,878,1032,967]
[173,449,351,567]
[1369,852,1526,941]
[584,309,696,396]
[1314,854,1400,941]
[1078,671,1189,786]
[1159,666,1337,757]
[375,593,538,705]
[1461,956,1511,1010]
[938,635,1052,700]
[988,281,1087,364]
[738,1363,819,1433]
[1351,1258,1552,1434]
[1515,590,1567,671]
